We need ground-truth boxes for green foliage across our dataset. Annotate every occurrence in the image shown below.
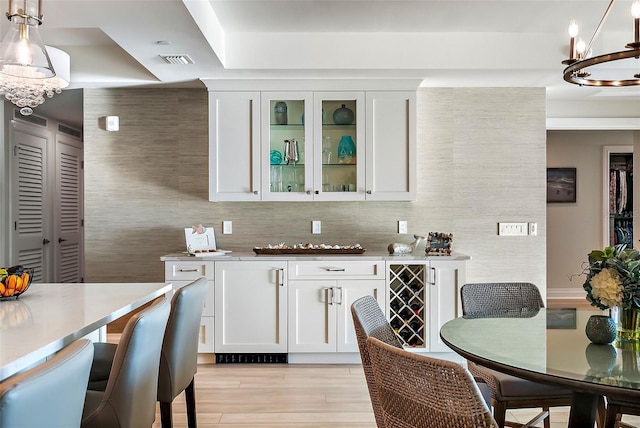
[583,244,640,310]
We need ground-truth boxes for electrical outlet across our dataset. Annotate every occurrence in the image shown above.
[498,222,528,236]
[223,221,232,234]
[398,220,408,234]
[312,220,321,234]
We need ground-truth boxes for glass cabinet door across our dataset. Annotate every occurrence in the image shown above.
[313,92,365,200]
[261,92,313,200]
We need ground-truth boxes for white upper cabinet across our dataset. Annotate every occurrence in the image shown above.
[209,91,261,201]
[365,91,416,201]
[207,85,416,202]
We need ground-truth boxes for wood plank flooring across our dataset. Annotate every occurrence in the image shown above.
[128,297,636,427]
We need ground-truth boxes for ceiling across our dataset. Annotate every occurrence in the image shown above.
[4,0,638,129]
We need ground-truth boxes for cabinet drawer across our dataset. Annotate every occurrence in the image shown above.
[288,261,384,280]
[165,261,214,281]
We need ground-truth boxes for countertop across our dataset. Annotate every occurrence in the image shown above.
[160,251,471,262]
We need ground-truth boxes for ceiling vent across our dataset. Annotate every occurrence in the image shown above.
[159,54,194,65]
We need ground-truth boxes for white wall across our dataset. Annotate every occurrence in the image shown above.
[546,130,639,298]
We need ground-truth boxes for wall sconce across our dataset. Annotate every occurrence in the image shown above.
[98,115,119,131]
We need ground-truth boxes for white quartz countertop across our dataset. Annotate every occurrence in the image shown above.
[0,282,171,381]
[160,251,471,262]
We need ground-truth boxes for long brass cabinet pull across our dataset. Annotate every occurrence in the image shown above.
[179,268,199,272]
[334,287,343,305]
[275,268,285,286]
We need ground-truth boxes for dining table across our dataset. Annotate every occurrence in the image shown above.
[440,307,640,428]
[0,282,172,381]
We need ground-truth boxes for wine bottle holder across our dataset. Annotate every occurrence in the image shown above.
[389,264,426,348]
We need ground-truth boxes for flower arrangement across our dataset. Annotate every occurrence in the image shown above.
[582,244,640,311]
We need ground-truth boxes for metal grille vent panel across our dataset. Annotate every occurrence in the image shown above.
[58,124,82,139]
[160,54,194,65]
[14,110,47,127]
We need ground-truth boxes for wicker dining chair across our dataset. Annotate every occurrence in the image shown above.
[604,397,640,428]
[351,295,404,428]
[367,336,499,428]
[460,282,574,428]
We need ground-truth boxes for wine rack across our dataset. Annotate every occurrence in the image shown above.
[389,264,426,348]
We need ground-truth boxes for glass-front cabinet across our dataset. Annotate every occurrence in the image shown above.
[261,92,313,201]
[261,92,364,201]
[313,92,365,201]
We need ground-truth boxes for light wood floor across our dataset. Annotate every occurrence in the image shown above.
[130,298,635,427]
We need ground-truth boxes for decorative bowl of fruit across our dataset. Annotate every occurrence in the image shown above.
[0,266,33,300]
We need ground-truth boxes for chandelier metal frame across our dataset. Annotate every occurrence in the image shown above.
[562,0,640,87]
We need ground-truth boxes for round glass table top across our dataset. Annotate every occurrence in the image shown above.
[440,308,640,397]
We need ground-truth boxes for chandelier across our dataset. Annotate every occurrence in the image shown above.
[0,0,68,115]
[562,0,640,86]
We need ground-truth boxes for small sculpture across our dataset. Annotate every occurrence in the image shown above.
[388,235,425,255]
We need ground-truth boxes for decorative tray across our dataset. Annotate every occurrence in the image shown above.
[253,248,366,255]
[253,243,365,255]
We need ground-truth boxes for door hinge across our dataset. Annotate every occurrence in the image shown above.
[13,145,17,157]
[14,221,16,230]
[81,219,84,227]
[81,161,84,169]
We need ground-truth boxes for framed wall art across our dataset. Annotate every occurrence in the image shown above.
[547,168,576,203]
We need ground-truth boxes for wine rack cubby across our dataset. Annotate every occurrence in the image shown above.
[389,264,426,348]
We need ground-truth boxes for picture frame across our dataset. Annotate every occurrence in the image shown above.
[547,168,576,203]
[425,232,453,256]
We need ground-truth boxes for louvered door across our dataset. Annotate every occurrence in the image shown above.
[11,125,50,283]
[55,141,83,282]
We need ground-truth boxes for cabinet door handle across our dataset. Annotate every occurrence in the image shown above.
[253,190,259,195]
[179,268,199,272]
[275,268,285,286]
[334,287,343,305]
[366,190,372,194]
[315,190,319,195]
[430,267,437,285]
[325,268,346,272]
[325,287,331,305]
[199,325,206,345]
[373,288,378,300]
[306,190,311,195]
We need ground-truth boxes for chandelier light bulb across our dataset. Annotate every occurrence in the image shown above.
[568,20,579,38]
[632,1,640,19]
[576,38,587,56]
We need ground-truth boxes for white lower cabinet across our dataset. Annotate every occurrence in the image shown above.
[214,260,287,353]
[162,255,467,357]
[163,260,215,353]
[287,260,385,353]
[427,260,466,352]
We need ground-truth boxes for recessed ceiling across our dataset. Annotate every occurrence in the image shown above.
[8,0,640,128]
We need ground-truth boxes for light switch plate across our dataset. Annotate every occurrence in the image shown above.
[498,222,528,236]
[398,220,408,234]
[222,221,232,234]
[312,220,321,234]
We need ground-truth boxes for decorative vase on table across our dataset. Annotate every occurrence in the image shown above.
[613,305,640,341]
[581,244,640,342]
[585,315,617,344]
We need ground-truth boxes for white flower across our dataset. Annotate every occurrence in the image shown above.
[590,268,623,307]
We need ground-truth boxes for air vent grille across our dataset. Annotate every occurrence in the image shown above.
[159,54,194,65]
[58,124,82,139]
[14,110,47,127]
[215,353,288,364]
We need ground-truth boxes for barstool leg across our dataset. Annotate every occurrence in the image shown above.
[186,378,197,428]
[160,401,172,428]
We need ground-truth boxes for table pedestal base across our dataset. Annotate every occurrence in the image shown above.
[568,392,599,428]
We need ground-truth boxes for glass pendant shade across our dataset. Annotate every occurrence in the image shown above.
[0,0,69,115]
